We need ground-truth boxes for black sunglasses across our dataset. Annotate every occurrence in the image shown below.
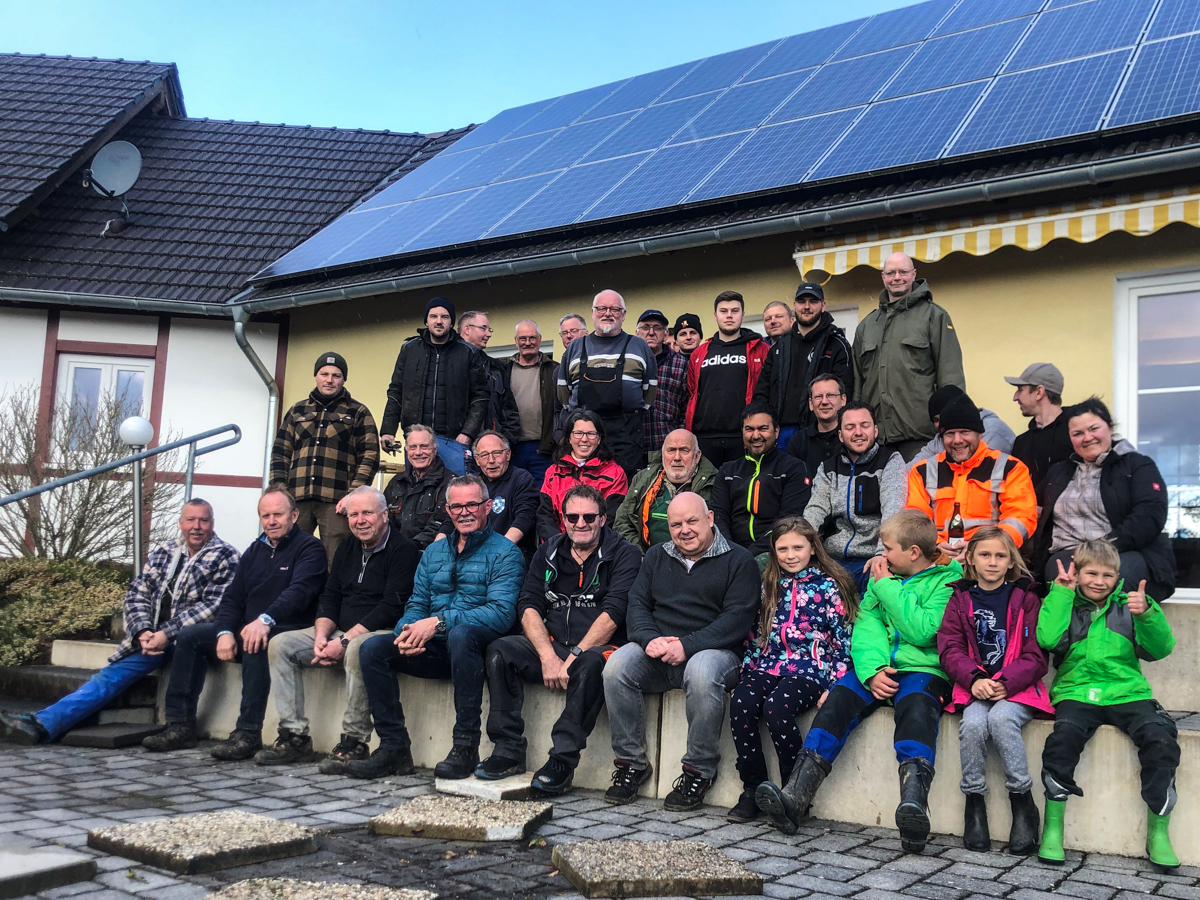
[564,512,600,525]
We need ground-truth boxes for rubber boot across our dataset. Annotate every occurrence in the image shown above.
[895,759,935,853]
[1146,809,1180,872]
[1007,790,1040,856]
[1037,798,1066,865]
[755,749,830,836]
[963,793,990,852]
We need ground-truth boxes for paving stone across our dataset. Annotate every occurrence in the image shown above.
[938,849,1022,868]
[434,774,537,801]
[857,890,922,900]
[745,856,805,876]
[369,795,552,842]
[86,811,316,875]
[853,869,925,890]
[551,839,762,898]
[0,845,96,899]
[885,856,953,875]
[926,872,1009,897]
[213,878,435,900]
[805,851,877,872]
[1067,868,1157,892]
[777,872,861,896]
[998,865,1065,890]
[944,862,1004,881]
[806,864,866,882]
[903,881,970,900]
[1051,880,1116,900]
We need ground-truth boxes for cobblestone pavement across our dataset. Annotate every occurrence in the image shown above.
[1,741,1192,900]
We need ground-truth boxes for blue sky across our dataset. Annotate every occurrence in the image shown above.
[4,0,913,134]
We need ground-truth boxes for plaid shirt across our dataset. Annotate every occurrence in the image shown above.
[271,389,379,503]
[644,349,688,449]
[111,535,240,662]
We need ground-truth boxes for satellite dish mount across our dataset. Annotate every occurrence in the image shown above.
[83,140,142,236]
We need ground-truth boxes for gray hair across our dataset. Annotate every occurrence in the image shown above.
[559,313,587,328]
[593,289,625,309]
[344,485,387,513]
[473,430,510,453]
[764,300,794,319]
[515,318,541,337]
[459,310,488,329]
[447,474,489,500]
[181,497,213,517]
[404,423,437,443]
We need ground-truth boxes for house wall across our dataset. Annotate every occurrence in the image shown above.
[0,307,48,394]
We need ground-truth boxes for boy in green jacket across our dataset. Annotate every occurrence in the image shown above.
[1037,539,1179,871]
[757,510,960,852]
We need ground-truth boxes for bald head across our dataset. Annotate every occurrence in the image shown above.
[882,252,917,301]
[662,429,700,485]
[667,491,715,560]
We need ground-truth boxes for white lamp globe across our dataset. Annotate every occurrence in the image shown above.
[119,416,155,448]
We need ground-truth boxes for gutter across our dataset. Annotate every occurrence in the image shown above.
[234,142,1200,314]
[231,302,278,490]
[0,286,231,318]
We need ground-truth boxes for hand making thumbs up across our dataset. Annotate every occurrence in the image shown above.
[1127,579,1149,616]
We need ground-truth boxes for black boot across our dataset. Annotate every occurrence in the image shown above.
[963,793,990,851]
[211,728,263,761]
[755,749,830,835]
[345,743,415,780]
[434,744,479,779]
[896,759,935,853]
[1007,790,1040,855]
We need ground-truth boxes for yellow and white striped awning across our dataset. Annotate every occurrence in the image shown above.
[795,185,1200,278]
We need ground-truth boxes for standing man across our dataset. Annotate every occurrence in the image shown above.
[853,253,965,461]
[558,313,588,350]
[761,301,794,347]
[672,313,704,360]
[785,376,848,478]
[557,290,658,478]
[636,309,688,455]
[380,297,488,477]
[460,311,522,445]
[1005,363,1071,491]
[508,319,557,483]
[684,291,769,467]
[271,352,379,565]
[755,282,854,450]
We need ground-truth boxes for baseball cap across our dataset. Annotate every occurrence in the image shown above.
[637,309,669,326]
[794,282,825,302]
[1004,363,1064,394]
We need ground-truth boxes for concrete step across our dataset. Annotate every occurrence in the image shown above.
[51,640,119,670]
[0,695,156,730]
[61,723,165,749]
[0,665,157,708]
[0,845,96,898]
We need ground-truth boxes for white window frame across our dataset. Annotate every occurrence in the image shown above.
[56,354,155,436]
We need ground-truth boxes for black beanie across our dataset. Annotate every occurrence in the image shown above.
[928,384,965,422]
[938,394,984,434]
[673,313,703,339]
[314,351,347,379]
[425,296,455,323]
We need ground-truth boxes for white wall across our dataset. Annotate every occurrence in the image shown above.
[0,308,48,395]
[58,311,158,343]
[184,484,262,554]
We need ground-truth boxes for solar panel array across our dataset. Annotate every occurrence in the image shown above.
[257,0,1200,282]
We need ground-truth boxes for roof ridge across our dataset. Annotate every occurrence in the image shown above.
[0,51,176,68]
[173,116,427,137]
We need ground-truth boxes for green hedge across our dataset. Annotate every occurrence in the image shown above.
[0,558,129,666]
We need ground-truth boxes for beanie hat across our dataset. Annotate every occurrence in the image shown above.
[314,351,347,379]
[938,394,984,434]
[425,296,455,323]
[928,384,965,422]
[673,313,703,339]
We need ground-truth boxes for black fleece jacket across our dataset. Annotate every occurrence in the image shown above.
[315,526,421,633]
[214,525,327,633]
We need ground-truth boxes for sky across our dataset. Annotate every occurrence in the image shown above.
[3,0,913,135]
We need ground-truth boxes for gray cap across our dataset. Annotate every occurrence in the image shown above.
[1004,362,1064,394]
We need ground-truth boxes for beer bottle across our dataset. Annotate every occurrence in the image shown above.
[948,502,965,546]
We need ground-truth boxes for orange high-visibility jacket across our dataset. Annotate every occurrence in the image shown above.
[906,440,1038,546]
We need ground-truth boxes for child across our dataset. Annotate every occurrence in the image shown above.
[755,509,960,852]
[938,526,1052,854]
[1037,539,1180,871]
[727,517,858,823]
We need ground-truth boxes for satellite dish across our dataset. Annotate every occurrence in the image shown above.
[88,141,142,198]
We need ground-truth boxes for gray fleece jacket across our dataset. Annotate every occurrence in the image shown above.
[802,442,908,561]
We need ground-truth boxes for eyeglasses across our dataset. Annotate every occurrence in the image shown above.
[516,337,541,344]
[466,324,494,333]
[811,392,845,402]
[637,324,666,334]
[565,512,600,525]
[447,501,487,515]
[572,431,599,440]
[475,449,508,461]
[559,327,586,338]
[592,306,624,315]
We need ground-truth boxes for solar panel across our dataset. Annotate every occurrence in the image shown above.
[580,63,697,120]
[744,19,868,80]
[882,19,1028,99]
[770,46,915,120]
[1147,0,1200,41]
[508,82,625,138]
[658,41,780,102]
[1007,0,1155,70]
[353,147,485,211]
[432,132,552,194]
[680,70,811,141]
[933,0,1044,37]
[1108,33,1200,127]
[832,0,956,59]
[323,192,477,267]
[435,98,557,154]
[491,154,652,235]
[402,174,558,252]
[508,114,634,176]
[257,205,399,279]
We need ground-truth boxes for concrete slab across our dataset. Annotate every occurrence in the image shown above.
[435,773,537,801]
[0,844,97,900]
[551,839,762,898]
[62,722,165,748]
[214,877,436,900]
[368,795,552,842]
[87,810,316,874]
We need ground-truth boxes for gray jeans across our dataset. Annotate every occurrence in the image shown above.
[603,642,739,780]
[267,626,393,741]
[958,698,1035,795]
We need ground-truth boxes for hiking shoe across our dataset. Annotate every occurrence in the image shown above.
[531,757,574,796]
[318,734,370,775]
[345,743,415,780]
[254,729,321,766]
[434,744,479,779]
[475,754,525,781]
[0,712,47,746]
[210,728,263,761]
[604,759,652,805]
[727,788,760,823]
[664,765,713,812]
[142,723,198,753]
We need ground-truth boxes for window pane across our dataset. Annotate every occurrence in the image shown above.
[1138,290,1200,389]
[115,369,145,420]
[68,367,102,451]
[1137,388,1200,589]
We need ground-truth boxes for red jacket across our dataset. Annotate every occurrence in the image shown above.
[537,454,629,540]
[683,335,769,431]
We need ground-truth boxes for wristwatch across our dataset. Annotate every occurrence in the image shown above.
[435,613,447,634]
[570,645,583,658]
[339,636,350,648]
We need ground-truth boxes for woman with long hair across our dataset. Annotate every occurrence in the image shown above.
[536,409,628,541]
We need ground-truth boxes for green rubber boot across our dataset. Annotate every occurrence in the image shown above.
[1037,799,1066,865]
[1146,809,1180,872]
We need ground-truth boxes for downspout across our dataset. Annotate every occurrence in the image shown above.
[231,302,278,489]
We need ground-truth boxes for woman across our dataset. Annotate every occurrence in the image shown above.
[1030,397,1176,601]
[537,409,628,541]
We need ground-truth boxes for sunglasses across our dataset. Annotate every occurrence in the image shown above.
[564,512,600,525]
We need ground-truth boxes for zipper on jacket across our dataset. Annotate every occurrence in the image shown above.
[746,455,764,542]
[778,579,798,671]
[842,459,858,559]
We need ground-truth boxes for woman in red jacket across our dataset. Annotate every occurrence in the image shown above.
[938,526,1052,856]
[537,409,628,541]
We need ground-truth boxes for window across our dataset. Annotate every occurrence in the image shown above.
[56,355,154,449]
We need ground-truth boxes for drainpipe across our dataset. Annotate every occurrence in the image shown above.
[231,303,278,489]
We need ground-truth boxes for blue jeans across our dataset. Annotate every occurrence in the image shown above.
[836,557,874,597]
[164,622,282,731]
[435,435,470,476]
[34,648,172,741]
[776,425,800,452]
[511,440,551,485]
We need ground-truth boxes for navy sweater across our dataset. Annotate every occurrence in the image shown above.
[213,525,327,633]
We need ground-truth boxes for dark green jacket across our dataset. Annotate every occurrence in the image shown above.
[614,457,718,551]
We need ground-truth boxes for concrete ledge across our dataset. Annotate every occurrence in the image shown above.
[0,845,97,900]
[51,640,119,670]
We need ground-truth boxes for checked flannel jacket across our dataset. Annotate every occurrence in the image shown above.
[111,535,240,662]
[271,389,380,504]
[644,349,688,450]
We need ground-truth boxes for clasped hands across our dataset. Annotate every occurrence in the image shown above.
[646,635,687,666]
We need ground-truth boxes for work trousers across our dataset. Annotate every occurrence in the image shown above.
[695,435,745,469]
[295,500,349,567]
[729,669,824,789]
[958,699,1035,794]
[35,648,172,741]
[602,410,646,480]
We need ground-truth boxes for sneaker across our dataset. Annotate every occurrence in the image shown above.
[345,743,415,780]
[210,728,263,761]
[318,734,371,775]
[531,758,575,796]
[727,788,760,823]
[143,723,198,753]
[254,729,322,766]
[434,744,479,780]
[0,712,48,746]
[604,759,652,805]
[664,765,713,812]
[475,754,525,781]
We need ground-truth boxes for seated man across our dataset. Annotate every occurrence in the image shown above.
[911,385,1015,464]
[785,376,847,477]
[348,475,526,780]
[259,486,420,771]
[384,423,452,549]
[480,484,642,793]
[615,429,718,552]
[0,499,238,744]
[437,431,539,561]
[144,486,327,759]
[603,492,760,810]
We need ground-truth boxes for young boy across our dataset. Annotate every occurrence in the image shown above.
[756,509,960,851]
[1037,539,1179,870]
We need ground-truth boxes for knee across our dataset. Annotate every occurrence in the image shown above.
[682,650,736,693]
[602,643,643,687]
[958,711,988,743]
[485,641,514,680]
[358,634,394,670]
[174,624,203,651]
[1134,722,1181,761]
[569,649,606,680]
[447,623,490,655]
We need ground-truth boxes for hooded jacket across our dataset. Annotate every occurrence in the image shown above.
[711,447,811,556]
[536,454,628,541]
[753,312,854,428]
[380,328,488,439]
[614,455,719,551]
[384,454,452,550]
[684,329,769,434]
[911,408,1016,464]
[213,524,327,634]
[802,442,907,561]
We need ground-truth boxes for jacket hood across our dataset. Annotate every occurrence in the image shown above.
[712,327,761,348]
[876,278,933,311]
[309,387,348,406]
[796,310,841,342]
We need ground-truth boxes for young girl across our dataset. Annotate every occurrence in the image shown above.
[938,526,1052,855]
[727,516,857,823]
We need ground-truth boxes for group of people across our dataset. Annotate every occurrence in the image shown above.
[0,252,1182,872]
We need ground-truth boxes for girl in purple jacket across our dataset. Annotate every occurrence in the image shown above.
[727,516,858,824]
[938,526,1053,856]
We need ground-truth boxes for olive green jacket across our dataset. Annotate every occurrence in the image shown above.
[614,456,718,551]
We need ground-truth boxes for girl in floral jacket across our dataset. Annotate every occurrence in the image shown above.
[727,516,858,823]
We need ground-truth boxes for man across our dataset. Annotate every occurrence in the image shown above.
[144,486,327,758]
[380,296,488,476]
[672,313,703,359]
[348,476,525,780]
[460,311,522,445]
[853,253,965,460]
[558,313,588,350]
[912,385,1014,464]
[271,352,379,564]
[711,402,811,557]
[0,500,238,745]
[755,282,854,449]
[438,431,539,560]
[761,300,794,346]
[684,291,770,467]
[636,309,688,453]
[383,424,452,550]
[557,290,658,477]
[615,429,718,552]
[508,319,557,483]
[479,485,642,793]
[1005,362,1071,491]
[259,487,420,771]
[906,394,1037,555]
[785,376,848,478]
[603,492,760,809]
[802,402,907,594]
